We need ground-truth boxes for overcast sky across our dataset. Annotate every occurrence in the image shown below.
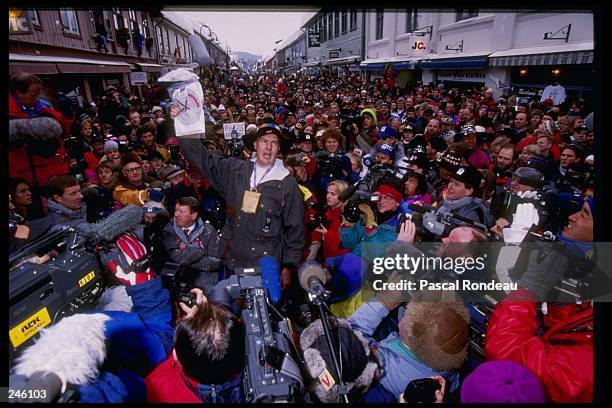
[171,8,317,57]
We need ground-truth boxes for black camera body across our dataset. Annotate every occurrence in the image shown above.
[159,262,199,306]
[315,151,344,179]
[9,227,105,362]
[208,272,304,402]
[403,378,441,403]
[228,138,245,158]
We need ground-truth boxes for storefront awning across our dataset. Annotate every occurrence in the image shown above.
[488,41,594,66]
[9,62,58,75]
[304,61,321,67]
[419,54,488,69]
[326,56,361,66]
[135,62,163,72]
[9,53,132,74]
[360,56,424,71]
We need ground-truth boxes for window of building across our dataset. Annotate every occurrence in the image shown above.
[328,13,333,40]
[350,10,357,31]
[157,25,164,54]
[456,9,478,21]
[165,28,170,55]
[59,8,79,35]
[112,9,125,31]
[321,16,327,43]
[375,10,384,40]
[28,9,41,27]
[341,10,347,34]
[406,8,418,32]
[334,11,339,37]
[141,13,150,38]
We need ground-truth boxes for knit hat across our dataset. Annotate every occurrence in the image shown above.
[512,166,545,188]
[460,361,546,403]
[151,106,163,113]
[376,183,402,204]
[300,318,382,403]
[360,108,378,126]
[325,253,367,303]
[526,154,548,174]
[104,140,119,152]
[142,200,166,215]
[438,150,462,172]
[398,301,470,371]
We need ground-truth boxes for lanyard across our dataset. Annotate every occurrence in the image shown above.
[251,162,274,191]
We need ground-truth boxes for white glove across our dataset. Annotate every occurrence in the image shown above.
[503,202,540,244]
[517,190,540,200]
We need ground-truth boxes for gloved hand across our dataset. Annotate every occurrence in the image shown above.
[358,203,377,228]
[375,271,411,310]
[422,211,446,236]
[503,202,539,244]
[147,188,165,203]
[517,248,568,301]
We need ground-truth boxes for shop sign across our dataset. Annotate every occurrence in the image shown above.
[308,28,320,48]
[437,70,486,82]
[329,50,340,59]
[9,9,33,34]
[129,71,148,85]
[516,88,543,98]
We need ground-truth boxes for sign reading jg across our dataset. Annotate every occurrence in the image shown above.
[9,9,33,34]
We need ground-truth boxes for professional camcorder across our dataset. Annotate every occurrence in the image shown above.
[208,265,305,402]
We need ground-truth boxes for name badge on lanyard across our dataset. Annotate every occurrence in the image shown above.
[241,190,261,214]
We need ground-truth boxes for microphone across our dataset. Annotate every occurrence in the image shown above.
[87,205,143,242]
[260,256,281,303]
[188,34,213,66]
[19,371,63,402]
[298,261,327,297]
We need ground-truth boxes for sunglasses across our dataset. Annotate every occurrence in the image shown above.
[124,166,142,174]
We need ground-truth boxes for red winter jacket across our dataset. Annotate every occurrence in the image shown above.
[485,288,593,402]
[9,94,70,187]
[144,356,201,403]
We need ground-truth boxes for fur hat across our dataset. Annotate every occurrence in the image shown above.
[300,318,383,403]
[398,301,470,371]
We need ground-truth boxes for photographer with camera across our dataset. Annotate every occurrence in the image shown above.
[112,153,166,207]
[144,287,245,402]
[313,128,352,199]
[160,197,222,292]
[424,165,492,237]
[340,176,403,263]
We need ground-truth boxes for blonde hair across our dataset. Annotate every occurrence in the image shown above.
[348,153,363,172]
[327,180,348,195]
[523,144,540,155]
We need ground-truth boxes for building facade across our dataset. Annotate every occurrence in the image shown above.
[302,9,365,75]
[362,9,594,100]
[9,8,162,104]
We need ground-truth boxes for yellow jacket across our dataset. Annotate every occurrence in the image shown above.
[113,182,150,206]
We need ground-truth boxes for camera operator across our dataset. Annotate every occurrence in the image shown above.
[113,153,166,207]
[144,288,245,402]
[340,176,403,263]
[486,200,597,402]
[160,197,222,292]
[177,121,304,291]
[313,128,352,197]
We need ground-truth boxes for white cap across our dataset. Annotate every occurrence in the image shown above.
[316,129,325,138]
[585,154,594,163]
[218,104,226,111]
[474,125,486,133]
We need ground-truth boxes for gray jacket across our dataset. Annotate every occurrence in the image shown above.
[179,139,305,270]
[160,218,222,289]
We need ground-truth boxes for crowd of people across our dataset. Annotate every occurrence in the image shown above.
[8,66,598,403]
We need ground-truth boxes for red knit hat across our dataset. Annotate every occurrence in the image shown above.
[377,183,402,203]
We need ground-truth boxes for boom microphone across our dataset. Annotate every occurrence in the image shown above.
[86,205,143,242]
[188,34,213,66]
[298,261,327,297]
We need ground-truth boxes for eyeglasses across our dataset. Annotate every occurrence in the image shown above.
[124,166,142,174]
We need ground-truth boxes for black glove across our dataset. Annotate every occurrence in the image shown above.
[517,249,569,301]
